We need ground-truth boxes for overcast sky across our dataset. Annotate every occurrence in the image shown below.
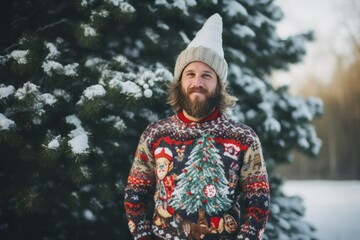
[272,0,359,90]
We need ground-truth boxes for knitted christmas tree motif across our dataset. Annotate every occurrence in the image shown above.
[170,134,232,215]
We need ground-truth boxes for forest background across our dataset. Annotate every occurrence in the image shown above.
[275,0,360,180]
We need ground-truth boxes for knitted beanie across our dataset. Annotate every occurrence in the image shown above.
[174,13,228,83]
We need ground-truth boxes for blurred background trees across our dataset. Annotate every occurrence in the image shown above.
[277,0,360,180]
[1,0,323,239]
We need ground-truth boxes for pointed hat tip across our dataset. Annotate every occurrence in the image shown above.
[204,13,222,28]
[209,13,222,20]
[187,13,224,57]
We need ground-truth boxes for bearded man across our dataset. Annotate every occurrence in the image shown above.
[124,14,270,240]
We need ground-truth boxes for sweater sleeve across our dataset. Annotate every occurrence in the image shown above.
[237,136,270,240]
[124,132,156,240]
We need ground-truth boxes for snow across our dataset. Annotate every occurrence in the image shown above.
[250,12,273,28]
[63,63,79,76]
[81,24,97,37]
[45,42,60,60]
[0,85,15,99]
[145,28,159,43]
[0,55,10,64]
[179,31,191,44]
[113,55,128,66]
[10,50,29,64]
[42,61,79,76]
[83,209,96,221]
[80,165,91,179]
[246,109,257,120]
[109,76,142,98]
[119,80,141,97]
[283,180,360,240]
[101,115,126,131]
[15,82,39,100]
[48,135,61,149]
[65,115,89,154]
[0,113,15,130]
[228,48,246,63]
[290,97,313,121]
[90,9,109,21]
[85,57,106,69]
[53,89,71,102]
[157,21,170,30]
[232,24,256,38]
[241,75,266,94]
[106,0,135,13]
[81,0,95,7]
[173,0,196,12]
[82,84,106,100]
[41,93,57,106]
[264,117,281,133]
[307,125,322,155]
[223,1,248,17]
[307,97,323,116]
[154,0,196,14]
[297,137,309,149]
[42,60,63,75]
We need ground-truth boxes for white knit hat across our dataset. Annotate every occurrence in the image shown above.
[174,13,228,83]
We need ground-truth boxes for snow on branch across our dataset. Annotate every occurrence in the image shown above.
[90,9,109,22]
[0,113,16,130]
[41,93,57,106]
[45,42,61,60]
[81,24,98,37]
[108,73,142,99]
[10,50,29,64]
[77,84,106,105]
[154,0,196,15]
[47,135,61,150]
[0,85,15,100]
[14,82,39,100]
[42,60,79,77]
[223,1,248,18]
[232,24,256,38]
[65,115,90,155]
[105,0,135,13]
[101,115,126,132]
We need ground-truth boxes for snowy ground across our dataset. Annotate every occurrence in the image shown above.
[283,180,360,240]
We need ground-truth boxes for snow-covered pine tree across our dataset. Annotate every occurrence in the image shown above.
[0,1,172,239]
[0,0,322,239]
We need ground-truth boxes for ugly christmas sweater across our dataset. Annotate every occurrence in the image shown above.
[124,110,270,240]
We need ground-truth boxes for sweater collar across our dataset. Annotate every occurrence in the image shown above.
[177,109,221,123]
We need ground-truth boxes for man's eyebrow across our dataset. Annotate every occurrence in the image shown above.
[183,69,215,74]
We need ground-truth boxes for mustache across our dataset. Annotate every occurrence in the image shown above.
[187,87,207,94]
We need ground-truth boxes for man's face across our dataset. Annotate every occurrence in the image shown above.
[156,157,170,180]
[179,61,221,118]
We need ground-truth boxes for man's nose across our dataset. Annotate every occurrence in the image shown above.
[192,75,204,86]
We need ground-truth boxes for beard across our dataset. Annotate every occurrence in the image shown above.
[178,85,221,119]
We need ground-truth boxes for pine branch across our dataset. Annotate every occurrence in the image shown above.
[35,18,74,33]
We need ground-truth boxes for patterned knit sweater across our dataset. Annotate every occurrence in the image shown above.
[124,110,270,240]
